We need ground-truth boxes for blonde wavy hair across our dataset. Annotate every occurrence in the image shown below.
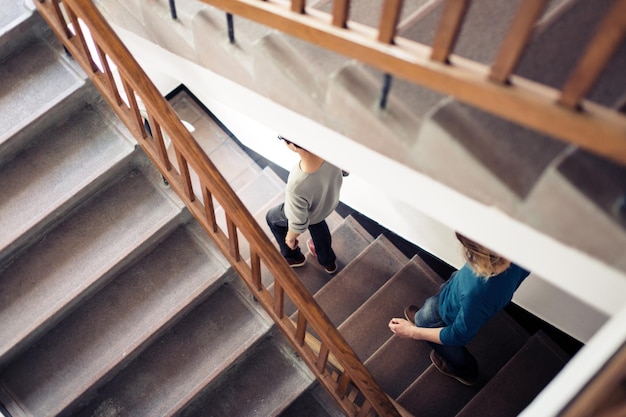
[456,233,511,278]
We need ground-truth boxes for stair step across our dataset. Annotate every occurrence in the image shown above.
[69,280,269,417]
[0,34,87,158]
[178,335,312,417]
[456,331,569,417]
[313,234,409,328]
[339,256,443,363]
[0,0,39,61]
[518,0,622,107]
[278,214,375,317]
[397,310,529,416]
[0,103,136,263]
[0,167,183,366]
[0,222,228,417]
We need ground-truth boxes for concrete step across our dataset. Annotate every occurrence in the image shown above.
[0,28,89,163]
[313,234,409,328]
[0,166,183,366]
[0,221,228,417]
[0,102,136,264]
[177,334,313,417]
[339,256,443,363]
[0,0,39,61]
[279,383,345,417]
[397,310,529,416]
[518,0,624,107]
[456,331,569,417]
[67,278,269,417]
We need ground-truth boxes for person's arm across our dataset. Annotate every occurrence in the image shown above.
[388,318,443,344]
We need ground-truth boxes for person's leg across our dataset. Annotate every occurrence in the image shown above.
[414,293,478,382]
[266,204,304,261]
[308,220,336,268]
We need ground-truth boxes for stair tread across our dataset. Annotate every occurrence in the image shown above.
[179,336,311,417]
[70,282,268,417]
[0,38,84,147]
[0,104,135,258]
[0,168,182,364]
[397,309,529,416]
[456,331,569,417]
[281,214,375,316]
[314,234,409,327]
[339,256,443,362]
[0,224,228,417]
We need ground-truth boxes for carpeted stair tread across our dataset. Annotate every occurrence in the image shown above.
[339,256,443,362]
[0,35,85,149]
[455,331,569,417]
[0,223,228,417]
[313,234,408,328]
[70,281,269,417]
[275,214,375,317]
[397,310,529,416]
[0,168,182,365]
[0,104,135,262]
[178,336,312,417]
[365,335,435,400]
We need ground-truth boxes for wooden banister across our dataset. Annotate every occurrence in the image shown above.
[198,0,626,167]
[489,0,548,84]
[33,0,401,415]
[430,0,470,62]
[558,0,626,109]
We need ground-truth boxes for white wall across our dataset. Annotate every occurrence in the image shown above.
[114,24,617,343]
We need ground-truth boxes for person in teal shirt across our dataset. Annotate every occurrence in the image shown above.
[388,233,530,386]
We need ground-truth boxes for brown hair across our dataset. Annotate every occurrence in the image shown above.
[456,232,511,278]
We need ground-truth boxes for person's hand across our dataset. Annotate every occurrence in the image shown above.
[285,237,298,250]
[388,318,416,339]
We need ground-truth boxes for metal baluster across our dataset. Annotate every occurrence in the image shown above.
[169,0,177,20]
[379,73,393,109]
[227,13,235,43]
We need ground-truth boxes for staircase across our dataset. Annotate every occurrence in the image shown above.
[0,2,573,417]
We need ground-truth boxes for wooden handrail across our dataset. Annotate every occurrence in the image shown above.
[199,0,626,167]
[33,0,401,415]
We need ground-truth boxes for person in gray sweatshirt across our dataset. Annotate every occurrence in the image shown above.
[266,136,343,274]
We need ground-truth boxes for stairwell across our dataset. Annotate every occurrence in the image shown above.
[1,2,575,417]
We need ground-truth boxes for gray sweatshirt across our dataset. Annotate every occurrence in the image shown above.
[284,161,343,234]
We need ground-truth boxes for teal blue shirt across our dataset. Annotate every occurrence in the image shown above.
[439,263,530,346]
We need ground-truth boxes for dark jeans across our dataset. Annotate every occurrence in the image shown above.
[266,203,336,268]
[415,289,479,378]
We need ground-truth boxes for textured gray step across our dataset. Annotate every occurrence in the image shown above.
[68,281,269,417]
[0,103,136,263]
[517,0,623,107]
[0,167,183,366]
[0,33,87,160]
[339,256,443,363]
[0,0,39,61]
[278,215,375,317]
[554,138,626,232]
[313,234,409,328]
[178,335,312,417]
[0,222,229,417]
[455,331,569,417]
[397,310,529,417]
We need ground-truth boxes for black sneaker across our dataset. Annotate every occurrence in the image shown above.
[429,350,478,386]
[323,262,337,274]
[287,253,307,268]
[404,305,419,323]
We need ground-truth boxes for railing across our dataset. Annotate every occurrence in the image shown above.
[33,0,401,416]
[198,0,626,167]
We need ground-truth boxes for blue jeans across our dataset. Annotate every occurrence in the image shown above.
[415,289,478,377]
[266,203,336,268]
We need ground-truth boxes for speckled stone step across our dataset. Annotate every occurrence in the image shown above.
[67,278,268,417]
[0,166,183,367]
